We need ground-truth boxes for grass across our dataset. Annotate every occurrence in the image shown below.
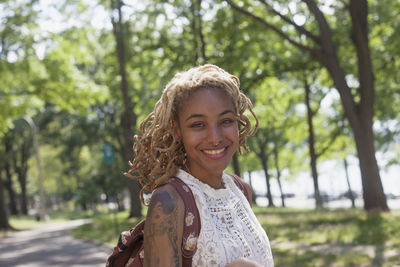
[71,210,143,244]
[273,248,372,267]
[87,206,399,266]
[3,208,108,232]
[259,207,400,246]
[7,215,49,230]
[7,206,400,266]
[257,207,400,266]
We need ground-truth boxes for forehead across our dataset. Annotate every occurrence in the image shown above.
[177,88,236,118]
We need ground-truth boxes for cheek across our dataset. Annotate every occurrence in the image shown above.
[181,132,200,148]
[226,126,239,144]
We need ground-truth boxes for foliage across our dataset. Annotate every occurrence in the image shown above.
[369,0,400,166]
[245,75,307,191]
[0,0,41,134]
[1,0,400,223]
[0,1,106,136]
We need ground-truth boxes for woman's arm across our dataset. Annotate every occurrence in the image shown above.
[144,184,185,267]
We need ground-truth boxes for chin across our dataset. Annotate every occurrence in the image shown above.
[206,160,231,173]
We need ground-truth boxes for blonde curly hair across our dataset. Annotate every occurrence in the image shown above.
[125,64,258,204]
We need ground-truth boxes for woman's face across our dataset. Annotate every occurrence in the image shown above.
[174,88,239,184]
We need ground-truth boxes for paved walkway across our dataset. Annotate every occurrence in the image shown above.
[0,219,114,267]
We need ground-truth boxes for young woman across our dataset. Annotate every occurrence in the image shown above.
[125,64,273,267]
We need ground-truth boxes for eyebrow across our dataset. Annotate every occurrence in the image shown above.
[185,110,235,121]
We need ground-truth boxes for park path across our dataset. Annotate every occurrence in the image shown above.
[0,219,114,267]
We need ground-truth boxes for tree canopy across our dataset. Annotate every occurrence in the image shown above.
[1,0,400,228]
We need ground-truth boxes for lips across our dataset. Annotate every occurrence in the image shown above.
[202,147,227,159]
[203,148,225,155]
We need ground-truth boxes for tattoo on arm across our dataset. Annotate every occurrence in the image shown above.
[145,190,181,267]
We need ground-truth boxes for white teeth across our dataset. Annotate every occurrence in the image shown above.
[204,148,225,155]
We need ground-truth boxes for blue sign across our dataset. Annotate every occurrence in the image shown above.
[103,144,115,165]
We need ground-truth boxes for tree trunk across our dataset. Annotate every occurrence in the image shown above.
[195,0,207,62]
[189,0,199,64]
[322,45,388,211]
[16,143,29,215]
[111,0,141,218]
[343,158,356,208]
[273,146,285,207]
[349,0,388,211]
[260,152,274,207]
[320,61,388,211]
[81,201,87,211]
[14,137,30,215]
[4,163,18,215]
[0,170,10,230]
[190,0,207,64]
[304,79,323,208]
[352,118,388,211]
[4,135,18,214]
[116,194,125,212]
[17,172,28,215]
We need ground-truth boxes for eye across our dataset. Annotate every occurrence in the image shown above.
[221,118,235,125]
[190,122,205,128]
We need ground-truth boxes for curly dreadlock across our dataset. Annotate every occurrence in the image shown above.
[124,64,258,204]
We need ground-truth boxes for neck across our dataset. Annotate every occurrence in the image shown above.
[184,163,224,189]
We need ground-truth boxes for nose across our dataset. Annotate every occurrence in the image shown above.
[207,124,223,146]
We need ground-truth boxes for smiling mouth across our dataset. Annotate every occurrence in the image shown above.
[203,147,226,155]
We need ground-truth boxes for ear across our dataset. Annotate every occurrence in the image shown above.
[172,120,181,141]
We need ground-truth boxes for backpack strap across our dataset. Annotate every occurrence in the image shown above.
[167,177,200,267]
[230,174,251,205]
[106,177,200,267]
[106,219,146,267]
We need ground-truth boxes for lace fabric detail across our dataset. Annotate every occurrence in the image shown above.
[176,169,274,267]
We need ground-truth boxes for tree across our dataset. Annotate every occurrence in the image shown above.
[11,119,33,215]
[0,168,10,230]
[249,76,301,207]
[109,0,142,218]
[0,0,40,135]
[272,139,286,207]
[0,139,11,229]
[2,134,19,215]
[370,0,400,168]
[301,72,344,208]
[239,152,261,205]
[0,120,34,216]
[225,0,389,211]
[252,129,275,207]
[34,102,130,210]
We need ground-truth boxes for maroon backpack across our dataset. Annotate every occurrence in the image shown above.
[105,175,249,267]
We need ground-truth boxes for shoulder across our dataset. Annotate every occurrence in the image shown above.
[242,180,252,198]
[149,183,185,216]
[229,174,253,206]
[241,180,253,206]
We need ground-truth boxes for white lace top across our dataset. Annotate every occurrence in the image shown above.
[176,169,274,267]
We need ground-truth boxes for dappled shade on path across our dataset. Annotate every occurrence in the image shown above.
[0,219,112,267]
